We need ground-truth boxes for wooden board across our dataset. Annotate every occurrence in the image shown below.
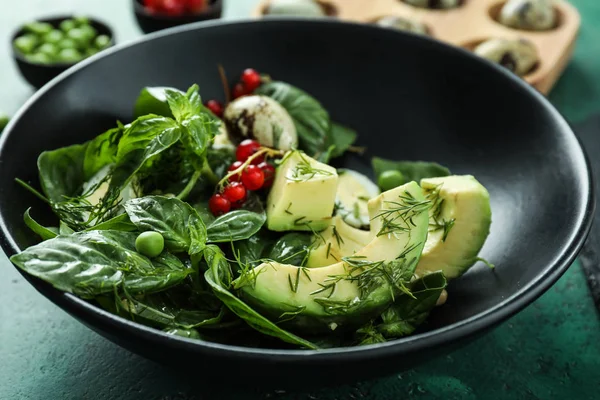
[253,0,581,95]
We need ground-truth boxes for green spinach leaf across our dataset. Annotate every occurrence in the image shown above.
[234,232,274,267]
[37,142,88,204]
[266,232,313,266]
[203,245,318,349]
[372,157,451,185]
[124,196,207,255]
[23,208,57,240]
[206,210,266,243]
[377,272,447,338]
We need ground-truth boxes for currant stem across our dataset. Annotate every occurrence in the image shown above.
[217,147,284,189]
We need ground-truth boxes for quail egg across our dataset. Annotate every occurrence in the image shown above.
[266,0,326,17]
[402,0,461,9]
[498,0,556,31]
[474,38,539,77]
[223,95,298,151]
[375,16,429,35]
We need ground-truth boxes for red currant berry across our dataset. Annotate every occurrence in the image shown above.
[241,68,261,92]
[222,182,247,204]
[236,139,263,163]
[232,83,248,99]
[205,99,223,118]
[242,165,265,191]
[258,162,276,188]
[186,0,206,13]
[227,161,244,182]
[161,0,186,15]
[209,194,231,216]
[144,0,161,12]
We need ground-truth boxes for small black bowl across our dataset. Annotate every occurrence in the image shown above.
[0,18,594,389]
[11,16,115,89]
[133,0,223,34]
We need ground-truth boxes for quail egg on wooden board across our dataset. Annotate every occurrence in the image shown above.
[498,0,557,31]
[402,0,461,10]
[375,16,429,35]
[473,38,539,77]
[223,95,298,151]
[265,0,326,17]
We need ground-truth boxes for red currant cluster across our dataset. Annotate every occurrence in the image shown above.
[202,68,262,119]
[143,0,209,16]
[209,139,278,216]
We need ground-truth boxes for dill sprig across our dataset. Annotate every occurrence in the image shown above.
[425,183,456,242]
[372,191,431,238]
[289,153,334,182]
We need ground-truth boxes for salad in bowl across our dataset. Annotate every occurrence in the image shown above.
[10,67,492,350]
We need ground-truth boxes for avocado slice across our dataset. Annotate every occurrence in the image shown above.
[334,169,380,229]
[416,175,492,279]
[234,181,430,333]
[305,215,372,268]
[266,151,338,232]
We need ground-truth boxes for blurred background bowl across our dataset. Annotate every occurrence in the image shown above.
[132,0,223,34]
[11,15,114,89]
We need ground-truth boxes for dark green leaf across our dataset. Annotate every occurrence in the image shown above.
[134,86,183,119]
[377,272,447,338]
[203,245,318,349]
[88,213,137,232]
[372,157,451,186]
[206,210,266,243]
[37,142,88,203]
[180,114,219,160]
[0,114,8,132]
[355,322,387,346]
[124,251,192,294]
[59,221,75,235]
[329,123,358,159]
[206,145,236,179]
[234,232,274,267]
[124,196,207,254]
[266,232,313,266]
[10,231,149,298]
[256,81,331,157]
[163,328,203,340]
[23,208,57,241]
[83,123,124,180]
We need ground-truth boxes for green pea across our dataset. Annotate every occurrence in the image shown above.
[37,43,59,57]
[79,24,98,41]
[57,38,77,49]
[85,48,99,58]
[135,231,165,258]
[25,52,53,64]
[94,35,111,49]
[57,48,82,63]
[59,19,77,33]
[66,28,90,48]
[0,114,9,133]
[44,29,64,44]
[73,16,90,26]
[378,170,405,191]
[14,34,39,54]
[24,22,53,35]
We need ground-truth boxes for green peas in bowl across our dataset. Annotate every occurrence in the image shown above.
[11,15,114,88]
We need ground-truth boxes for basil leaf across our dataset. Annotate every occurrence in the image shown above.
[372,157,451,185]
[329,123,358,159]
[124,251,191,294]
[206,210,266,243]
[377,272,447,338]
[134,86,184,119]
[207,146,236,180]
[37,142,88,203]
[59,221,75,235]
[266,233,313,266]
[10,231,149,298]
[124,196,207,255]
[203,245,318,350]
[88,213,137,232]
[23,208,57,241]
[180,114,219,160]
[234,232,274,266]
[165,85,202,123]
[108,116,182,196]
[256,81,331,157]
[83,123,124,181]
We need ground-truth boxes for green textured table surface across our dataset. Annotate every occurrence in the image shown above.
[1,1,600,399]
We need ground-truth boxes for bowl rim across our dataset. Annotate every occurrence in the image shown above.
[0,17,595,361]
[132,0,223,21]
[10,14,115,68]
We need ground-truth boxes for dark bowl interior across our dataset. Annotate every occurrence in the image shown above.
[132,0,223,34]
[11,15,115,89]
[0,19,594,388]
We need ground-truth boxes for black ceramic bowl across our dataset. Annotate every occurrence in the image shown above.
[11,16,115,89]
[0,19,594,388]
[133,0,223,34]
